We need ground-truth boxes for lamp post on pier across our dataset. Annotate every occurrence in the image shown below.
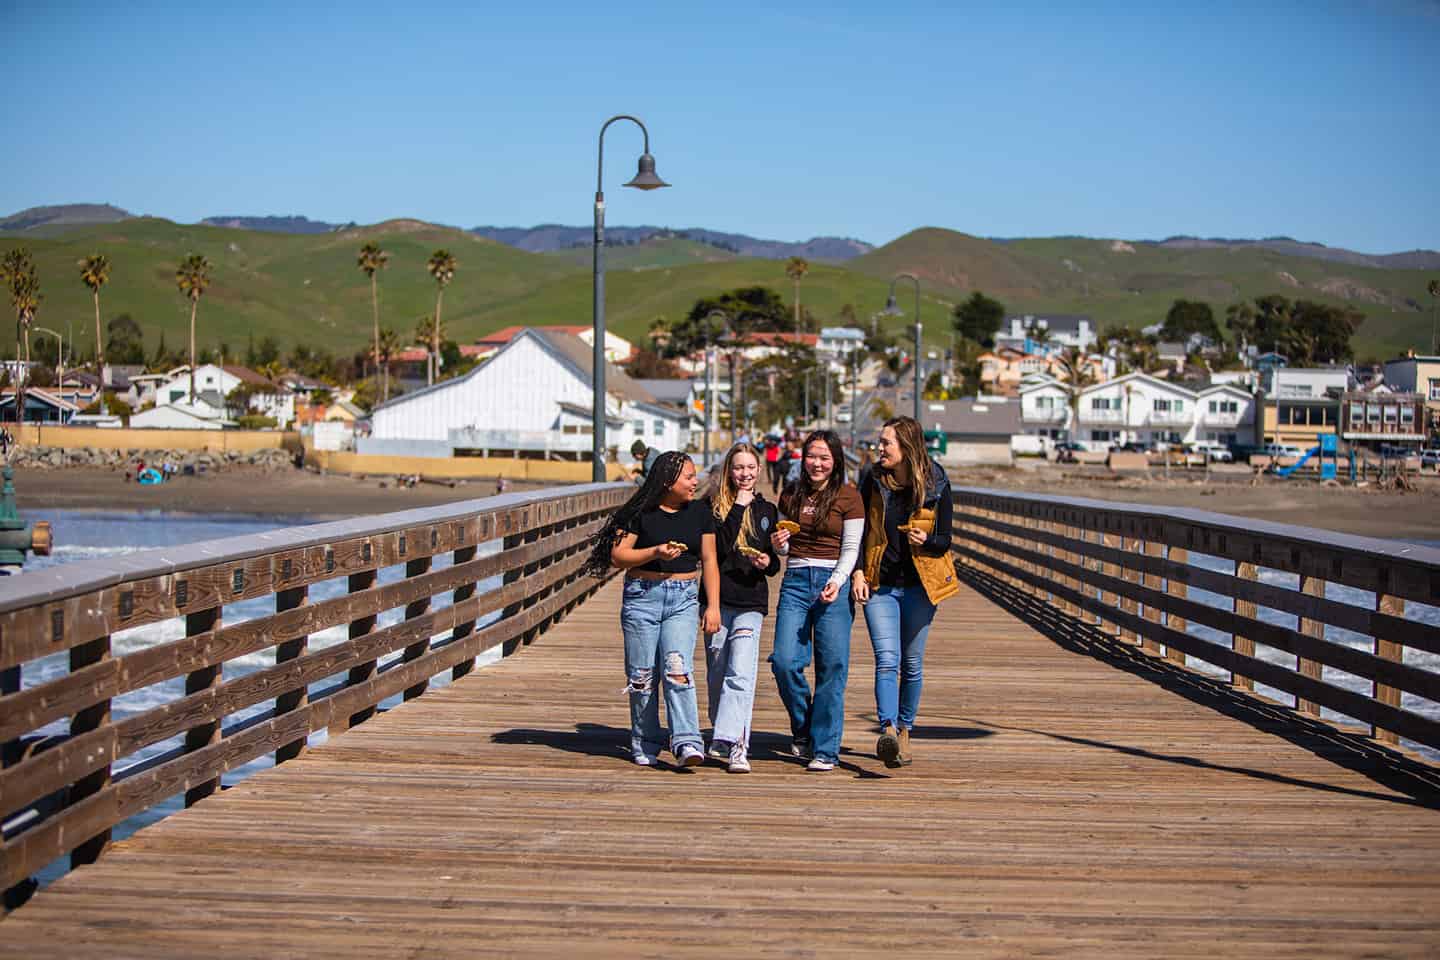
[592,114,669,481]
[701,310,730,469]
[881,273,922,423]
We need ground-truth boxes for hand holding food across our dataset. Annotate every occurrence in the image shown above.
[777,520,800,534]
[656,541,685,560]
[738,544,770,569]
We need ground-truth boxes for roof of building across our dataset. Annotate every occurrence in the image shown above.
[220,365,278,387]
[721,332,819,348]
[475,324,591,346]
[0,388,81,412]
[371,327,654,415]
[918,398,1021,437]
[818,327,866,339]
[1004,314,1093,335]
[632,379,694,404]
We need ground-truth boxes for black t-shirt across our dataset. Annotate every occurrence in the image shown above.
[703,495,781,612]
[623,500,716,574]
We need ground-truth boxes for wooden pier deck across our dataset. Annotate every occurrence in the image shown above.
[4,565,1439,958]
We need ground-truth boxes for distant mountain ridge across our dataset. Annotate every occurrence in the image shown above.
[0,203,132,232]
[200,215,352,234]
[468,224,874,261]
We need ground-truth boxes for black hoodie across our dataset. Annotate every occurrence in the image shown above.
[701,494,782,613]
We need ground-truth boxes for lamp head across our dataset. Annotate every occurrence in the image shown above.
[882,295,904,317]
[625,153,669,190]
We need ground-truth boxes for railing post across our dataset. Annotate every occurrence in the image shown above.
[183,604,223,806]
[1232,561,1257,690]
[1297,575,1325,715]
[340,561,379,732]
[1058,515,1080,616]
[401,554,433,702]
[1100,528,1122,635]
[274,585,308,764]
[1164,545,1188,665]
[3,662,35,911]
[450,543,480,681]
[1143,539,1167,657]
[1373,578,1404,744]
[500,526,526,656]
[1118,534,1139,644]
[68,633,112,866]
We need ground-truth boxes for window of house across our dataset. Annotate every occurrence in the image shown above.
[652,419,665,436]
[1400,407,1415,425]
[1383,406,1398,424]
[1430,378,1440,401]
[633,420,645,433]
[1091,430,1114,442]
[1367,403,1381,423]
[1153,399,1170,411]
[1349,404,1363,424]
[1090,397,1114,410]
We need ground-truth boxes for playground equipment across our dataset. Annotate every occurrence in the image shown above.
[1275,433,1339,480]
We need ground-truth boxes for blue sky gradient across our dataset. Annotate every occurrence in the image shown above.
[6,1,1438,252]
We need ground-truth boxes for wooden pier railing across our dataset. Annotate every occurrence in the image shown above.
[952,487,1440,754]
[0,483,627,901]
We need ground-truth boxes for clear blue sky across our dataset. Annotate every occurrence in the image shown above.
[6,1,1438,253]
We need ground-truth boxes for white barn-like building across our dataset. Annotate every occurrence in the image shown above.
[368,328,687,460]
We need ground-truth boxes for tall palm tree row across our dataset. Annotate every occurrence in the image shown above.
[78,254,111,373]
[357,242,389,391]
[2,248,42,424]
[377,326,401,401]
[784,256,809,334]
[425,249,457,385]
[175,254,212,404]
[1428,279,1439,354]
[1054,346,1099,442]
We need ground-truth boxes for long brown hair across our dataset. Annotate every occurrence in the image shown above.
[708,442,763,549]
[779,429,846,531]
[877,416,929,509]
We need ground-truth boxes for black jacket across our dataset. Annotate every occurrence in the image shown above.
[702,494,782,613]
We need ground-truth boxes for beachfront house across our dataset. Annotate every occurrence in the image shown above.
[1260,367,1351,448]
[0,388,79,424]
[152,364,295,427]
[1382,352,1440,442]
[1196,384,1258,448]
[367,328,686,461]
[918,398,1020,466]
[1018,376,1072,442]
[994,314,1097,356]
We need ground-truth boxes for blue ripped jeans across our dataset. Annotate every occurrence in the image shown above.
[706,607,764,748]
[621,577,703,760]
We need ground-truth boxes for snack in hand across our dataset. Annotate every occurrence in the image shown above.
[777,520,800,534]
[665,540,687,551]
[737,544,766,561]
[896,523,912,532]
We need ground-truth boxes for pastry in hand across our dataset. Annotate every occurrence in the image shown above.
[666,540,688,551]
[737,544,766,561]
[777,520,800,534]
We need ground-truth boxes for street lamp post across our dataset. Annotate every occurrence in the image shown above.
[592,114,669,482]
[882,273,922,423]
[33,326,64,388]
[701,309,729,469]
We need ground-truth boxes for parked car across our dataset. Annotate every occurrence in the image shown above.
[1260,443,1304,460]
[1192,442,1234,463]
[1421,449,1440,467]
[1108,441,1148,454]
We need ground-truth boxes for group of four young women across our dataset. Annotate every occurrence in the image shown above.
[583,416,957,773]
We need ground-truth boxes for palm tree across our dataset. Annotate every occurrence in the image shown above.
[425,249,457,385]
[413,313,444,383]
[357,242,389,384]
[78,254,111,375]
[377,326,401,401]
[1054,346,1099,441]
[1428,279,1439,354]
[785,257,810,334]
[2,248,42,424]
[175,254,212,403]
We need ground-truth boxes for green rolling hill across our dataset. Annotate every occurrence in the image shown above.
[1,220,1433,364]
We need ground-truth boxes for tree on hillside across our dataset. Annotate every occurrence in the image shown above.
[1236,294,1362,365]
[246,334,281,369]
[1160,299,1221,345]
[425,249,457,385]
[785,257,809,333]
[175,253,212,403]
[1428,279,1439,353]
[78,254,111,374]
[2,248,42,424]
[952,291,1004,348]
[357,242,388,385]
[377,326,401,402]
[106,313,145,365]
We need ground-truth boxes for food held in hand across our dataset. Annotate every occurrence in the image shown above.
[777,520,800,535]
[737,545,766,561]
[665,540,688,551]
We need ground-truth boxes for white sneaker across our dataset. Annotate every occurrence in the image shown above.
[727,744,751,774]
[806,757,835,772]
[677,744,705,767]
[633,752,659,767]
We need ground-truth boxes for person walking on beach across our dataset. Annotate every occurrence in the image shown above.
[584,451,721,768]
[770,430,864,772]
[701,442,781,773]
[852,417,957,767]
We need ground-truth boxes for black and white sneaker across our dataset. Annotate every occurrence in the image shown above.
[789,739,812,759]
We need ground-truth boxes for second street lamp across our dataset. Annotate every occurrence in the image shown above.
[882,273,922,423]
[592,114,669,482]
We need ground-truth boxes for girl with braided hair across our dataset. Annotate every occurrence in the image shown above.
[585,451,720,767]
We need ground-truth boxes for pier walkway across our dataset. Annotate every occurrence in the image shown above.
[3,485,1439,956]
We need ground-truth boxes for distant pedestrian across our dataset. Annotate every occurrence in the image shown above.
[496,475,508,494]
[853,416,957,768]
[584,451,720,768]
[764,438,784,493]
[630,439,660,483]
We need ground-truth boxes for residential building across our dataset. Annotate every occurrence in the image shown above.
[994,314,1096,355]
[1339,386,1426,450]
[0,388,79,424]
[816,327,866,359]
[153,364,295,426]
[129,401,234,430]
[1019,372,1259,449]
[471,325,634,365]
[917,398,1020,466]
[368,328,686,460]
[1382,353,1440,441]
[1260,367,1351,447]
[1196,385,1258,447]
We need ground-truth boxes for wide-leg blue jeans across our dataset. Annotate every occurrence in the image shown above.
[769,566,853,764]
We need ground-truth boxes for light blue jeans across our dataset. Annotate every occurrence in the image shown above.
[770,565,853,764]
[621,577,703,760]
[863,583,936,730]
[706,607,764,748]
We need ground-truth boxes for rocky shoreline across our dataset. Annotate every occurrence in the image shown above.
[9,445,295,472]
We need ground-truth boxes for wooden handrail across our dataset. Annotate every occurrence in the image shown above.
[951,486,1440,756]
[1,483,628,894]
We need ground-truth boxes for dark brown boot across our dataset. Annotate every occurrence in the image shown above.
[876,725,900,767]
[896,728,914,766]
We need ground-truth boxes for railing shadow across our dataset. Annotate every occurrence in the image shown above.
[955,561,1440,808]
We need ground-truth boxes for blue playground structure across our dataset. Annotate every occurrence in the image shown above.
[1275,433,1341,480]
